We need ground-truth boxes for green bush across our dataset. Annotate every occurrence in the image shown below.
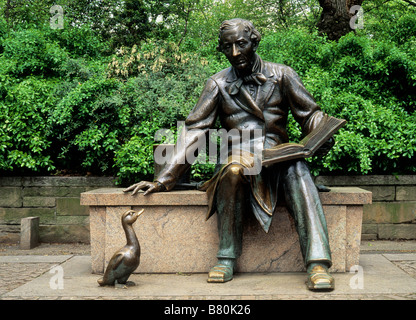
[0,77,58,173]
[0,28,68,77]
[49,74,123,174]
[259,28,328,77]
[108,41,212,183]
[114,123,159,181]
[46,24,107,58]
[0,13,415,181]
[5,39,214,183]
[257,28,416,176]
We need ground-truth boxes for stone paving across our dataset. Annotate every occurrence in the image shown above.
[393,261,416,279]
[0,262,57,296]
[0,241,416,301]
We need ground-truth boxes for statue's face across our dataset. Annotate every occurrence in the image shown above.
[220,25,257,73]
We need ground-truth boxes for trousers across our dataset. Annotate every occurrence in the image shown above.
[215,159,332,268]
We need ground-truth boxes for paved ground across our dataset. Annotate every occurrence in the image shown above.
[0,240,416,302]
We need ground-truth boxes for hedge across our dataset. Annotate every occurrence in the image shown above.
[0,18,415,185]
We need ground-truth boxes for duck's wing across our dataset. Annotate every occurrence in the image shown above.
[110,253,124,270]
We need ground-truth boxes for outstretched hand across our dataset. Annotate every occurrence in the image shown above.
[123,181,164,196]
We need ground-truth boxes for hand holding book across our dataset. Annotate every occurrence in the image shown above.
[262,115,346,166]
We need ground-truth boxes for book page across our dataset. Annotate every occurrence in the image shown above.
[262,143,304,161]
[262,115,346,166]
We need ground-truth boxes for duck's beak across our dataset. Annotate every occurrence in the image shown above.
[136,209,144,218]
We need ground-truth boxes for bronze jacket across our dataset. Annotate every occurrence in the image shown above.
[155,54,326,231]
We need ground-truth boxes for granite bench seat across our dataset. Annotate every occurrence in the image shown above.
[80,187,372,274]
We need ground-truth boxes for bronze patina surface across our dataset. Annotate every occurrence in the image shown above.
[98,209,143,287]
[125,18,340,291]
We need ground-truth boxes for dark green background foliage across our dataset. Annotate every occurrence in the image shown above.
[0,0,415,185]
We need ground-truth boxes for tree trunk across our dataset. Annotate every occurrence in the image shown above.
[317,0,364,41]
[4,0,13,25]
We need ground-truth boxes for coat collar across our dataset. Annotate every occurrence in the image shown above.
[225,54,274,83]
[224,55,277,122]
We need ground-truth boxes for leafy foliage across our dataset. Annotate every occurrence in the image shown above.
[108,41,211,183]
[0,77,57,173]
[260,27,416,175]
[0,0,415,183]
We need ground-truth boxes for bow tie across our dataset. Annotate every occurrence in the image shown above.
[228,72,268,95]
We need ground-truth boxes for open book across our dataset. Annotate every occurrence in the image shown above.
[262,114,347,166]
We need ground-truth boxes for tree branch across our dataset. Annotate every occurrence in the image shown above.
[401,0,416,6]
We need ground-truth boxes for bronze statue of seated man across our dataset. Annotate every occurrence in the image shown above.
[125,18,335,291]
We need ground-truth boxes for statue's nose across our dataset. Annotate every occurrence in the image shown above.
[232,44,240,56]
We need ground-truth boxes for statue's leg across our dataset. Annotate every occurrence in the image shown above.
[207,163,248,283]
[282,160,334,290]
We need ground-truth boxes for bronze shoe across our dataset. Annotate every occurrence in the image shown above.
[207,264,234,283]
[307,265,335,291]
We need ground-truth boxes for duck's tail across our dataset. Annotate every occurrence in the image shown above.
[97,277,105,286]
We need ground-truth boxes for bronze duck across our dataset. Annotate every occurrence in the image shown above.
[98,209,144,286]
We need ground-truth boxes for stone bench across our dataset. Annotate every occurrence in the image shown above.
[80,187,372,274]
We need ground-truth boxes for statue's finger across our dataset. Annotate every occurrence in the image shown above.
[123,184,137,192]
[143,184,156,196]
[125,181,149,194]
[132,184,145,195]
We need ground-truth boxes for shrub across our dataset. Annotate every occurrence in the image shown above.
[1,20,415,181]
[107,41,212,183]
[1,28,68,77]
[259,28,416,176]
[48,74,123,174]
[0,77,57,173]
[113,123,159,183]
[259,28,328,77]
[45,24,108,58]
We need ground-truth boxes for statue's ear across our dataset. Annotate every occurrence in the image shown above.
[252,41,259,52]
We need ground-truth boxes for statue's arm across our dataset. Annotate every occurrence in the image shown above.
[124,78,219,195]
[282,66,323,132]
[155,78,220,191]
[282,66,334,155]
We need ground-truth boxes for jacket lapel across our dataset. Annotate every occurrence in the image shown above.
[255,60,277,108]
[225,59,276,122]
[235,86,265,121]
[225,69,261,120]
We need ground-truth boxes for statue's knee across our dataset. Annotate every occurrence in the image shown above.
[229,164,243,175]
[286,160,309,179]
[223,164,247,185]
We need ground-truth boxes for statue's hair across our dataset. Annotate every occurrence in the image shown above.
[217,18,261,52]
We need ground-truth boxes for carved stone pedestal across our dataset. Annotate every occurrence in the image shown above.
[81,187,371,274]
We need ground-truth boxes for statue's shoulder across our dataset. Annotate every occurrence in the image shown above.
[263,61,299,81]
[210,67,232,82]
[262,60,295,79]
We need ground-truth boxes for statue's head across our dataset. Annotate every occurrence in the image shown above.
[217,18,261,73]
